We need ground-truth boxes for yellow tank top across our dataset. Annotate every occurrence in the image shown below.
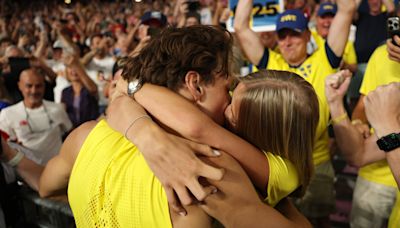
[264,152,300,207]
[68,120,172,228]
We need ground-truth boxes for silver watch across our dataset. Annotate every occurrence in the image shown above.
[127,79,143,97]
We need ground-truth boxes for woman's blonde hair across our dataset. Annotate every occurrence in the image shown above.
[236,69,319,196]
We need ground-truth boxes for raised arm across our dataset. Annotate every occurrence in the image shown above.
[64,54,98,96]
[364,82,400,189]
[39,121,96,198]
[325,70,385,167]
[327,0,356,57]
[233,0,265,65]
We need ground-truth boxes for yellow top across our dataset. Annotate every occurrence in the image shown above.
[311,29,357,65]
[68,120,172,228]
[264,152,299,207]
[358,44,400,188]
[389,191,400,228]
[256,44,335,166]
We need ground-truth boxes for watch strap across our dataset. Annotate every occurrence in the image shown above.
[377,133,400,152]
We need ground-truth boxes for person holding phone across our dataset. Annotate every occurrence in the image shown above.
[344,24,400,226]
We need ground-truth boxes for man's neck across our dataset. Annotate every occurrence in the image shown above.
[24,100,43,109]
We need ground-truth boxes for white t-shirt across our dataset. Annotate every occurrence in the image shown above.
[0,100,72,165]
[85,56,115,106]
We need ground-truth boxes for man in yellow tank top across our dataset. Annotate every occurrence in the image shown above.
[234,0,355,226]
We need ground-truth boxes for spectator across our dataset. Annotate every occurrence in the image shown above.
[234,0,355,226]
[81,34,115,113]
[354,0,395,64]
[349,35,399,227]
[0,68,72,171]
[61,54,98,129]
[312,2,358,73]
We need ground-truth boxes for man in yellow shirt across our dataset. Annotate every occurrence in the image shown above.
[348,42,400,227]
[311,2,358,73]
[234,0,355,226]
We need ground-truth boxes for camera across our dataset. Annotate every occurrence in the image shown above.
[387,17,400,46]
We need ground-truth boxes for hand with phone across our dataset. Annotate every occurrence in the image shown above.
[387,17,400,62]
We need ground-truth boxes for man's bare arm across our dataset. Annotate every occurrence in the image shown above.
[233,0,265,65]
[364,82,400,188]
[327,0,356,57]
[325,71,385,167]
[39,121,96,197]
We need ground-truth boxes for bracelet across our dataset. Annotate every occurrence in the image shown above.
[351,119,364,125]
[7,149,24,167]
[124,115,152,139]
[329,113,348,126]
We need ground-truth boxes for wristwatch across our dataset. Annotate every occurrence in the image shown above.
[376,133,400,152]
[127,79,143,97]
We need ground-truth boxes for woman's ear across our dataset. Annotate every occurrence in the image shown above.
[185,71,204,102]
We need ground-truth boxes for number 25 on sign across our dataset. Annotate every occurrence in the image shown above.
[227,0,284,32]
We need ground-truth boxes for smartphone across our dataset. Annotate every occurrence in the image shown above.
[388,17,400,46]
[8,57,31,73]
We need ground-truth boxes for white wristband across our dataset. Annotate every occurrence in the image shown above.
[7,149,24,167]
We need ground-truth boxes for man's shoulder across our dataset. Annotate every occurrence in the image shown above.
[371,44,388,59]
[0,102,23,115]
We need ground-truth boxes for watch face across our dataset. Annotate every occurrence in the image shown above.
[127,80,141,96]
[377,133,400,152]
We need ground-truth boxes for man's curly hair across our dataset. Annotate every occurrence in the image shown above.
[121,25,233,91]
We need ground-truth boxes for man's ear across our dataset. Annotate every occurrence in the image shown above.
[185,71,204,102]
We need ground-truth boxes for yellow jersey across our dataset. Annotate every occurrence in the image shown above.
[311,29,357,65]
[358,44,400,188]
[68,120,172,228]
[257,43,338,166]
[264,152,300,207]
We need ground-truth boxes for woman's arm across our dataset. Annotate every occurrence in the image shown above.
[108,81,268,194]
[107,95,224,215]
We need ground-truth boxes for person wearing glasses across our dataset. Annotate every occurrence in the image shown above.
[0,68,72,186]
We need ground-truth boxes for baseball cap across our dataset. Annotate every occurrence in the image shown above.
[141,11,167,28]
[276,9,308,33]
[317,3,337,17]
